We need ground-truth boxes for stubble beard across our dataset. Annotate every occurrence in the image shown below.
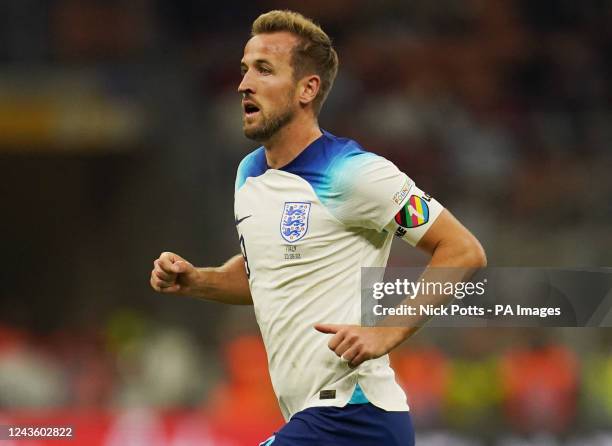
[243,102,295,143]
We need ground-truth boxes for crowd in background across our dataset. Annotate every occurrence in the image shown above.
[1,320,612,444]
[0,0,610,443]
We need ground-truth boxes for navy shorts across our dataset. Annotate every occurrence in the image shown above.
[259,403,414,446]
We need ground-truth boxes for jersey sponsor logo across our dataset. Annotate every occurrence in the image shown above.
[280,202,311,243]
[395,195,429,228]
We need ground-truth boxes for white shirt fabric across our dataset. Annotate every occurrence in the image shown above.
[234,130,443,420]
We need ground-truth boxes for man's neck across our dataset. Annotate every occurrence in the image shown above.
[263,115,322,169]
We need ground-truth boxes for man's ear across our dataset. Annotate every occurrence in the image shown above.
[298,75,321,107]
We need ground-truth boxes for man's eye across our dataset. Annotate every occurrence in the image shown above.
[259,67,272,74]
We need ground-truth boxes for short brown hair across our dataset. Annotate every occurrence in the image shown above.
[252,10,339,116]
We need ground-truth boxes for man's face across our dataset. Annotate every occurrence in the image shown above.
[239,32,299,142]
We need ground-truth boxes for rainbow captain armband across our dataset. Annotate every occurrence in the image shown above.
[385,185,444,247]
[395,194,430,228]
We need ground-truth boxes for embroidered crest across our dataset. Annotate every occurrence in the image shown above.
[280,202,311,243]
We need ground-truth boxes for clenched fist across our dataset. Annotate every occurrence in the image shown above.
[150,251,198,294]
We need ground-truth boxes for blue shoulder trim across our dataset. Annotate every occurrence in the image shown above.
[235,132,378,208]
[235,147,267,192]
[280,130,375,206]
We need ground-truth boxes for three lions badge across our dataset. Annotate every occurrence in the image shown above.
[280,202,311,243]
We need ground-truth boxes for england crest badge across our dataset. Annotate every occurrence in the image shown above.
[280,202,311,243]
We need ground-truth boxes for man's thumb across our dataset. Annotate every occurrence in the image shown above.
[314,323,341,334]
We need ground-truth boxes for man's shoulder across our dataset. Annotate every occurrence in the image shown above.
[308,131,384,178]
[235,146,267,192]
[282,131,384,206]
[322,131,385,179]
[321,130,366,159]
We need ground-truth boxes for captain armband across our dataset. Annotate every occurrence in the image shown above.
[385,185,444,247]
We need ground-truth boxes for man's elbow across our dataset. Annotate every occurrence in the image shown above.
[463,236,487,268]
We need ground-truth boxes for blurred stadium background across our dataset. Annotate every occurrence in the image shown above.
[0,0,611,444]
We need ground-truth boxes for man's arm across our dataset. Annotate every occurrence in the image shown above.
[150,251,252,305]
[415,209,487,268]
[315,209,486,367]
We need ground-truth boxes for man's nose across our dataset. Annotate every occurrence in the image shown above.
[237,71,254,95]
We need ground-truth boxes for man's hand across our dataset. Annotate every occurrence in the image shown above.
[314,324,413,368]
[150,251,198,295]
[150,252,252,304]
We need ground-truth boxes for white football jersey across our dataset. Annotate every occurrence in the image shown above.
[234,130,443,420]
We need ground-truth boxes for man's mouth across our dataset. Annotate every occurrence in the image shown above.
[243,101,261,118]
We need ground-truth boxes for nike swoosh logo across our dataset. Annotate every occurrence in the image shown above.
[234,215,252,226]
